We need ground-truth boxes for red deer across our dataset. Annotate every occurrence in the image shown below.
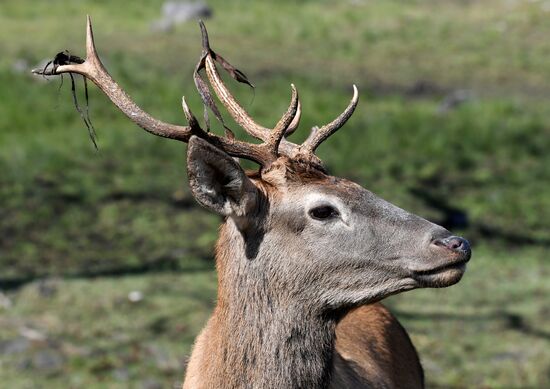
[35,17,471,389]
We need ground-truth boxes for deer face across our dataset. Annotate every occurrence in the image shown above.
[187,138,471,312]
[267,174,470,309]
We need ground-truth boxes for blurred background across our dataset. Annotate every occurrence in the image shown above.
[0,0,548,387]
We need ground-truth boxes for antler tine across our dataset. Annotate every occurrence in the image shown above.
[182,96,204,133]
[263,84,299,156]
[285,98,301,137]
[85,14,99,68]
[300,85,359,154]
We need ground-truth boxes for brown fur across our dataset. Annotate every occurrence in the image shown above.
[183,144,468,388]
[331,304,423,388]
[185,302,423,389]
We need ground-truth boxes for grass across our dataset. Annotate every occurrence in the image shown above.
[0,0,549,387]
[0,269,217,388]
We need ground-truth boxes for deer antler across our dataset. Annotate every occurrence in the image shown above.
[298,85,358,155]
[32,16,288,167]
[195,21,358,165]
[33,17,358,170]
[195,21,302,157]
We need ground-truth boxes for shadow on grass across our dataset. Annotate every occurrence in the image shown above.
[0,259,213,291]
[410,187,550,247]
[393,309,550,341]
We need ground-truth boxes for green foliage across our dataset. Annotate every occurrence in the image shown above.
[0,271,217,388]
[0,0,548,387]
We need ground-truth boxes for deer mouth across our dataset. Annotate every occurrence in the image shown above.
[411,258,469,287]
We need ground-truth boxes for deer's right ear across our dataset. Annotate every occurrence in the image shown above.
[187,136,258,218]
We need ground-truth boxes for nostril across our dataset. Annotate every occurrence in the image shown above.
[448,238,463,250]
[434,236,470,253]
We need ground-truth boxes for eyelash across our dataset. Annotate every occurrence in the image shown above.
[309,205,339,220]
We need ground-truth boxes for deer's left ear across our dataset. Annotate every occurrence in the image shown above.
[187,136,258,218]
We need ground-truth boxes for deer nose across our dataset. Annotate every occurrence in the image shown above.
[433,235,471,256]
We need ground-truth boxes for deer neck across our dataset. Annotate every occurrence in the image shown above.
[186,219,337,389]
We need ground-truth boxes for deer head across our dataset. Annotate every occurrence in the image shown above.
[34,16,470,310]
[35,17,471,386]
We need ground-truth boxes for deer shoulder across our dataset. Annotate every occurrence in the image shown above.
[331,303,423,389]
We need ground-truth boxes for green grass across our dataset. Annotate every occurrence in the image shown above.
[0,268,217,388]
[0,0,549,387]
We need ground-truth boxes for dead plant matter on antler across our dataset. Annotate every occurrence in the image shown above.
[41,50,98,149]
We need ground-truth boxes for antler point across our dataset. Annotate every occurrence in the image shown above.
[290,83,299,97]
[199,20,210,51]
[181,96,194,121]
[85,15,98,60]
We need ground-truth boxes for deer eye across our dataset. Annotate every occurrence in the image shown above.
[309,205,339,220]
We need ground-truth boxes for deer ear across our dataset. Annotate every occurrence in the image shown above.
[187,136,258,218]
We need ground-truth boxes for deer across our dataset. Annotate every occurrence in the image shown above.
[34,17,472,389]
